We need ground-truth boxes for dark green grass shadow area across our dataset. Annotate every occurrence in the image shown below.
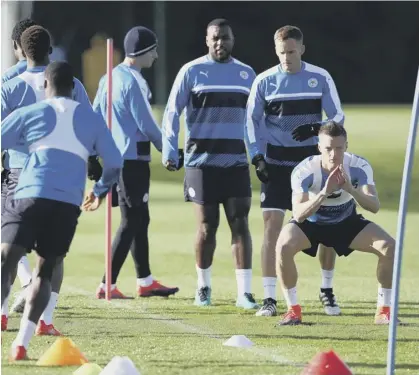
[348,362,419,370]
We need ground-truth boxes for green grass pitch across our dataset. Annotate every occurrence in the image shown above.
[1,105,418,374]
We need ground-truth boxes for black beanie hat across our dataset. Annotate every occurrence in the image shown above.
[124,26,157,57]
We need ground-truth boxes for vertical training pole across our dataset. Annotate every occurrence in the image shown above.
[105,38,114,301]
[386,66,419,375]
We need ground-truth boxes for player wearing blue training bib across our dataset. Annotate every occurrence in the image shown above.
[2,62,122,361]
[1,25,91,331]
[2,19,38,217]
[162,19,258,310]
[1,19,39,322]
[274,122,397,326]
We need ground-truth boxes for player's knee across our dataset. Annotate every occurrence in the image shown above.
[263,210,283,225]
[276,238,297,260]
[380,237,395,260]
[229,213,249,238]
[1,244,26,266]
[140,208,150,228]
[199,222,218,241]
[263,213,282,238]
[36,257,57,281]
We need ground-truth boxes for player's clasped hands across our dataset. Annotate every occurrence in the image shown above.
[324,165,353,195]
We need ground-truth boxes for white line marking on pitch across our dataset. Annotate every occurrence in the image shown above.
[64,285,298,366]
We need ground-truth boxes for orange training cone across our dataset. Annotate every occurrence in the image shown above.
[301,350,353,375]
[36,337,88,366]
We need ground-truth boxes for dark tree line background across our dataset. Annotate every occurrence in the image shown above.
[32,1,419,104]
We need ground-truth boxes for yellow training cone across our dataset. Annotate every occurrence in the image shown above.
[36,337,88,366]
[73,363,102,375]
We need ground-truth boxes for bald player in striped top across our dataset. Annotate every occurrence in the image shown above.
[245,25,345,317]
[162,18,259,310]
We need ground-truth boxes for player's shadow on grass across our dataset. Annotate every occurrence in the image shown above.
[163,309,241,315]
[148,358,291,369]
[340,300,419,307]
[170,297,238,306]
[57,312,183,321]
[398,313,419,318]
[249,334,418,343]
[303,311,419,319]
[348,362,419,370]
[96,332,222,339]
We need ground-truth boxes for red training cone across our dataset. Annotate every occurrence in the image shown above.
[301,350,353,375]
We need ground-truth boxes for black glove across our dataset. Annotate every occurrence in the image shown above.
[87,155,103,182]
[165,149,185,171]
[177,148,184,170]
[111,183,119,207]
[1,152,9,185]
[292,123,322,142]
[252,154,269,183]
[1,169,9,186]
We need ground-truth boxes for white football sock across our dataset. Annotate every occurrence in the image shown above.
[196,265,211,288]
[377,287,392,307]
[282,287,298,308]
[321,269,334,289]
[13,318,36,350]
[100,283,116,291]
[137,275,153,287]
[17,256,32,287]
[263,277,277,300]
[39,292,59,325]
[2,294,9,317]
[235,269,252,296]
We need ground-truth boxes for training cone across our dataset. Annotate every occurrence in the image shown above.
[301,350,353,375]
[99,356,141,375]
[73,363,102,375]
[36,337,88,366]
[223,335,253,348]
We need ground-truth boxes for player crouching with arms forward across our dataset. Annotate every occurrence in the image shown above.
[275,121,397,326]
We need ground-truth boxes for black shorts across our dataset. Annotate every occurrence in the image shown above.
[260,164,294,211]
[291,213,371,257]
[116,160,150,208]
[5,168,20,197]
[1,169,10,213]
[184,166,251,205]
[2,168,20,214]
[1,197,81,259]
[261,145,320,211]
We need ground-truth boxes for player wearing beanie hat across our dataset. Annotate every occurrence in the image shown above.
[124,26,158,57]
[91,26,180,299]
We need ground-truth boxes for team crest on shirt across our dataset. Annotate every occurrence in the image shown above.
[308,78,318,88]
[240,71,249,80]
